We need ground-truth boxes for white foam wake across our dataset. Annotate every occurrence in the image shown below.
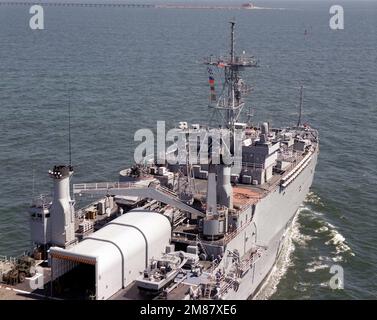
[253,192,354,299]
[305,192,325,207]
[253,211,302,300]
[325,228,355,256]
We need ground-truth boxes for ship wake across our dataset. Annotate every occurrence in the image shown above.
[254,192,355,299]
[253,210,301,300]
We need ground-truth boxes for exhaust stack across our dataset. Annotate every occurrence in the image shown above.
[206,164,217,214]
[217,165,233,209]
[49,165,75,247]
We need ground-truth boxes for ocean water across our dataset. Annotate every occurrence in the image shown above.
[0,1,376,299]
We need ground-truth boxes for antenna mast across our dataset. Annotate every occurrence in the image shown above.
[68,93,72,167]
[204,21,257,130]
[230,20,235,63]
[297,85,304,127]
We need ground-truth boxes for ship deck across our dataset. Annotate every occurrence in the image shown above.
[191,171,281,207]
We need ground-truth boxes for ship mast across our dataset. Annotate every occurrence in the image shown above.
[230,21,235,63]
[228,20,235,128]
[201,22,259,212]
[205,21,257,130]
[297,85,304,127]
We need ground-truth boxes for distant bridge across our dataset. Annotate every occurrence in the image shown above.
[0,2,156,8]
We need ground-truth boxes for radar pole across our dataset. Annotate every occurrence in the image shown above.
[68,93,72,167]
[204,21,257,131]
[297,85,304,127]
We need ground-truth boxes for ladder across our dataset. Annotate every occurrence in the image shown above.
[196,236,210,259]
[204,284,212,299]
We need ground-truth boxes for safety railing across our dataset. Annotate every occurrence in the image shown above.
[73,181,146,194]
[172,231,198,242]
[30,194,52,208]
[223,218,253,243]
[241,162,265,170]
[157,185,179,199]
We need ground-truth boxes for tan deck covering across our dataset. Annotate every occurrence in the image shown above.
[233,186,261,207]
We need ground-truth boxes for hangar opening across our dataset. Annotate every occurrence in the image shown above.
[49,211,171,300]
[50,253,96,300]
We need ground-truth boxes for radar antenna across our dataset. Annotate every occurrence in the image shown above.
[68,91,72,167]
[297,85,304,127]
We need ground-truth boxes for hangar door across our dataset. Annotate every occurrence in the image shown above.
[51,252,96,300]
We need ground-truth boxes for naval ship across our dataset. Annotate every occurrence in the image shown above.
[5,22,318,300]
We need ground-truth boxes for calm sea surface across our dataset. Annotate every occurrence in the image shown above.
[0,1,376,299]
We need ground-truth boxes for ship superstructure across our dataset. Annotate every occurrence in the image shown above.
[22,22,319,300]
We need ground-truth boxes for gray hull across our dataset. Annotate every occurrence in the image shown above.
[222,150,318,300]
